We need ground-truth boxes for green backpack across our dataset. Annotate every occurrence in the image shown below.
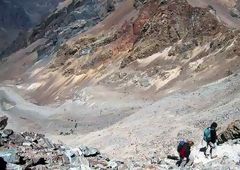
[203,127,211,142]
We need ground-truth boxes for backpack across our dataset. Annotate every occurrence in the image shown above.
[203,127,211,142]
[177,140,186,153]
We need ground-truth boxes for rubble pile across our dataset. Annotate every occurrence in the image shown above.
[0,116,125,170]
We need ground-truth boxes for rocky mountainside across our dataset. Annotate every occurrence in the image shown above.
[0,116,126,169]
[2,0,240,104]
[0,0,122,58]
[0,0,240,169]
[0,0,62,53]
[0,115,239,169]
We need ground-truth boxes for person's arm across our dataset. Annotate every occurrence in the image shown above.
[186,145,191,158]
[214,130,217,140]
[211,129,217,143]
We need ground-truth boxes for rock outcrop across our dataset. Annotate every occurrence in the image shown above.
[0,116,8,130]
[218,120,240,144]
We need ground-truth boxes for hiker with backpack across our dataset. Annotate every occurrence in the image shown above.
[176,140,194,167]
[203,122,218,158]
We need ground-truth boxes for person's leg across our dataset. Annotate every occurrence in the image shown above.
[184,157,190,167]
[210,146,213,158]
[204,143,209,157]
[209,142,216,158]
[188,154,194,166]
[176,157,183,167]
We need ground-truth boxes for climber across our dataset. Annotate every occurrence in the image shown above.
[203,122,218,158]
[176,140,194,167]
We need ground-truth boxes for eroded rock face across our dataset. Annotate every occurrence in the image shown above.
[218,120,240,144]
[121,0,226,68]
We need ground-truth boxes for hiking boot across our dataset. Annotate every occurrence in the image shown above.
[211,155,217,159]
[176,161,181,167]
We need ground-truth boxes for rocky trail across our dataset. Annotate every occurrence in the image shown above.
[0,115,239,169]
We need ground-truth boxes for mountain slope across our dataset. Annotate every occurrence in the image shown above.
[0,0,62,53]
[0,0,240,168]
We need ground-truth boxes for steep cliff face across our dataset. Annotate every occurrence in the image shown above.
[0,0,62,53]
[0,0,122,58]
[0,0,31,51]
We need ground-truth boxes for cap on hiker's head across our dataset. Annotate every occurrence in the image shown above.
[188,140,194,146]
[211,122,218,128]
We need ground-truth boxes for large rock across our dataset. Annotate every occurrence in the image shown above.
[218,120,240,144]
[0,149,18,163]
[9,133,25,145]
[2,129,13,138]
[0,116,8,130]
[80,146,100,157]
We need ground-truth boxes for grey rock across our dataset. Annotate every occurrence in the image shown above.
[140,79,150,87]
[108,160,118,169]
[218,120,240,144]
[2,129,13,137]
[230,8,240,18]
[0,149,18,163]
[80,146,100,157]
[62,153,70,164]
[150,156,161,164]
[6,163,22,170]
[43,138,54,148]
[9,133,25,145]
[0,116,8,130]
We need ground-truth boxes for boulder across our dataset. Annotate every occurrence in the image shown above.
[9,133,25,145]
[108,160,118,169]
[0,149,18,163]
[0,116,8,130]
[80,146,100,157]
[2,129,13,137]
[218,120,240,144]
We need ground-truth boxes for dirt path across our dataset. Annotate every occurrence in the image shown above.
[58,72,240,160]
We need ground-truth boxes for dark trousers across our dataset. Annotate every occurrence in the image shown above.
[176,156,190,167]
